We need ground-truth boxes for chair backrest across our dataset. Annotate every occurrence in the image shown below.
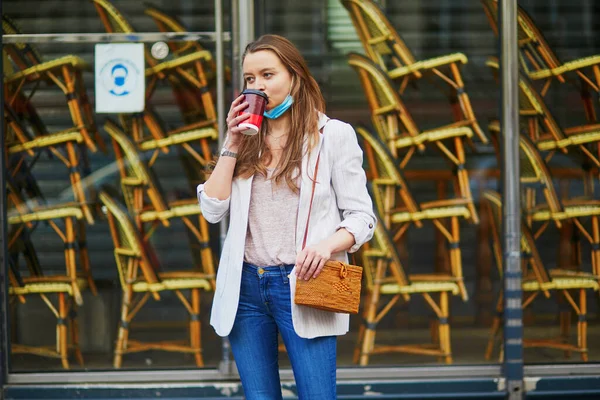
[99,191,160,288]
[347,52,421,155]
[92,0,163,68]
[517,134,564,216]
[487,126,563,216]
[482,190,552,285]
[355,125,420,225]
[2,15,43,70]
[487,59,566,143]
[103,119,169,216]
[362,215,411,293]
[481,0,562,77]
[91,0,135,33]
[341,0,418,76]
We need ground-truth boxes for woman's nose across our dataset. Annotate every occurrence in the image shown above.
[251,79,266,91]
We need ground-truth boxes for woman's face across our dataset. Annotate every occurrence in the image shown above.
[243,50,293,111]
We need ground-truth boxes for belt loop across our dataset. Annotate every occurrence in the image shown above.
[280,265,289,284]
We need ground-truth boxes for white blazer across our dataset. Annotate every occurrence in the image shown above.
[197,113,376,338]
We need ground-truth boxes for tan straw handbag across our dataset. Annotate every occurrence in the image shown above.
[294,122,363,314]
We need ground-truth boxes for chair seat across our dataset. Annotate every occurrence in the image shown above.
[7,128,83,154]
[528,55,600,80]
[391,205,471,223]
[10,277,87,296]
[133,271,213,292]
[381,274,460,295]
[537,129,600,152]
[531,199,600,221]
[145,50,212,77]
[138,125,217,151]
[8,203,84,224]
[388,53,468,79]
[5,55,88,82]
[139,198,202,222]
[523,269,599,292]
[393,126,473,149]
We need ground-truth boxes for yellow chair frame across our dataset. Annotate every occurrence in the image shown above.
[100,191,213,368]
[341,0,486,142]
[482,190,599,362]
[481,0,600,122]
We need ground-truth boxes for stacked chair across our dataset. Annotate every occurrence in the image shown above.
[486,60,600,195]
[103,119,216,281]
[88,1,219,367]
[5,159,95,369]
[91,0,219,190]
[347,53,479,223]
[343,0,488,365]
[488,132,600,286]
[3,15,105,224]
[481,0,600,124]
[482,190,599,362]
[99,191,213,368]
[480,0,600,363]
[353,126,473,365]
[3,14,104,368]
[341,0,487,144]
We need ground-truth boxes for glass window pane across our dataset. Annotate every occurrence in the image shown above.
[257,0,502,367]
[497,0,600,365]
[3,1,230,372]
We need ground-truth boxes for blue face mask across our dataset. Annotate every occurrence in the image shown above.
[264,94,294,119]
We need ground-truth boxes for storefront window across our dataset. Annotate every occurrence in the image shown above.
[2,0,598,384]
[3,0,229,372]
[256,0,599,369]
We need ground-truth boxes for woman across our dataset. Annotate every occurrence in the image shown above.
[197,34,375,399]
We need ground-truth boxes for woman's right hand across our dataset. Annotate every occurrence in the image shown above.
[224,94,250,150]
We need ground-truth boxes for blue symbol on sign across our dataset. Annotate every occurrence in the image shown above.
[100,58,139,98]
[110,64,130,96]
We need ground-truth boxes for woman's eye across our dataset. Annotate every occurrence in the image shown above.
[264,73,273,78]
[245,77,254,83]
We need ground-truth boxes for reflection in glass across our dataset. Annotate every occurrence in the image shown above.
[3,0,227,371]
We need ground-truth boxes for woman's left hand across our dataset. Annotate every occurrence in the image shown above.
[295,241,332,281]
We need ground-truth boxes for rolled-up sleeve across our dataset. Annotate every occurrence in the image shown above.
[328,122,376,253]
[197,183,231,223]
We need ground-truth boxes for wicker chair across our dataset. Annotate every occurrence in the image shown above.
[2,15,103,154]
[348,53,479,223]
[6,185,92,369]
[4,98,97,224]
[6,178,97,304]
[487,59,600,192]
[143,4,217,125]
[482,190,599,362]
[481,0,600,122]
[341,0,486,143]
[355,216,461,365]
[356,125,473,301]
[490,129,600,282]
[103,119,215,282]
[92,0,218,174]
[99,191,213,368]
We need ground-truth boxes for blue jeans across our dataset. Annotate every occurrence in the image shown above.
[228,262,337,400]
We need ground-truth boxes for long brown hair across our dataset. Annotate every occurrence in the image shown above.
[234,34,325,192]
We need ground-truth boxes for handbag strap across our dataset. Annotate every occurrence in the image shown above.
[301,119,329,250]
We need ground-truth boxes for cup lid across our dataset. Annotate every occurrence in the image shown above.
[242,89,269,103]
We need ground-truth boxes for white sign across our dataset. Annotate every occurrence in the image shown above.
[95,43,145,113]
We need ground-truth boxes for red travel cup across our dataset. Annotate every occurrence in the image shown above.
[238,89,269,135]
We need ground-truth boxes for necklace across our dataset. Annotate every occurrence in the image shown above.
[267,132,288,142]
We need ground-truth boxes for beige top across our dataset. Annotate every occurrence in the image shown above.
[244,168,300,266]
